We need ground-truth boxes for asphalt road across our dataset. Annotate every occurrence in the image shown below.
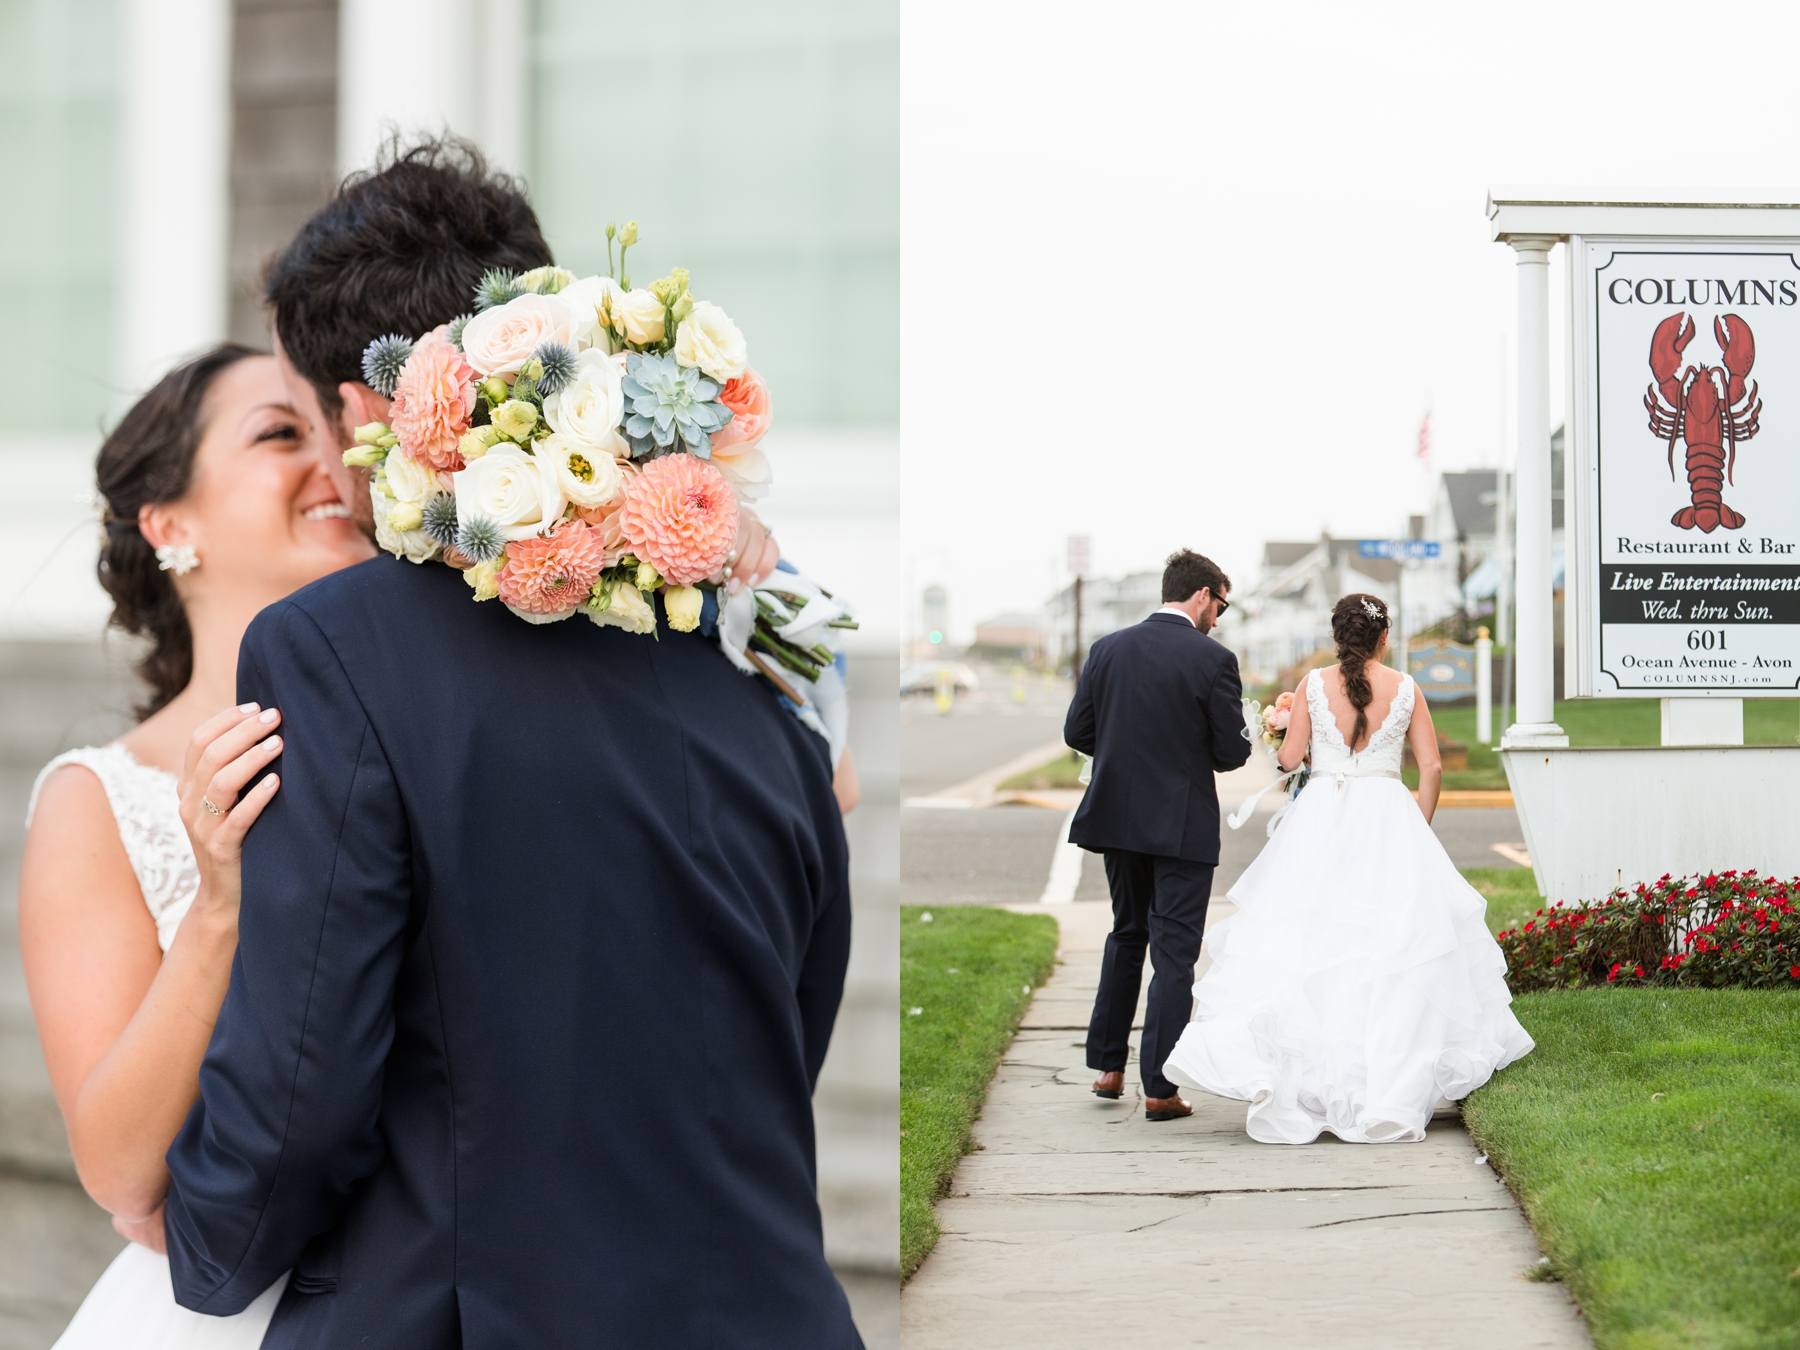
[900,666,1073,798]
[900,664,1529,910]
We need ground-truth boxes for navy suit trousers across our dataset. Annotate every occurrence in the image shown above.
[1086,851,1214,1099]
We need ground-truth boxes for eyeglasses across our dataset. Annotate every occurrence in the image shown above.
[1212,595,1230,616]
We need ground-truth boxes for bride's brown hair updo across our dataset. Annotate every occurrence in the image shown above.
[1330,592,1389,750]
[96,343,260,721]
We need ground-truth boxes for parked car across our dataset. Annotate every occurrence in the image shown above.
[901,661,979,696]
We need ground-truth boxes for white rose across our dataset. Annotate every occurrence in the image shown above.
[537,432,624,510]
[613,288,666,347]
[543,347,628,451]
[452,445,567,542]
[673,301,747,382]
[709,439,771,502]
[371,478,441,563]
[558,274,622,349]
[460,293,580,378]
[382,447,451,506]
[588,581,657,634]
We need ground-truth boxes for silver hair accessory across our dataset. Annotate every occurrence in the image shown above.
[1361,598,1385,621]
[155,543,199,576]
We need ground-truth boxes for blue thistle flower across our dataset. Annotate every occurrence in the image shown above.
[457,516,506,563]
[533,342,577,397]
[620,352,734,459]
[446,312,475,350]
[361,334,413,397]
[474,269,521,311]
[422,494,460,546]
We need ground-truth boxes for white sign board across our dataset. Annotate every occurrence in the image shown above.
[1571,239,1800,696]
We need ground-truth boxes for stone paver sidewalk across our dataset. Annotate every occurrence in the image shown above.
[901,901,1590,1348]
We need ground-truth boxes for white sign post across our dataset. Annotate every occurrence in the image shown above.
[1489,191,1800,901]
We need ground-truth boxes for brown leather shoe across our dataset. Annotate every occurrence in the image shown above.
[1144,1094,1192,1121]
[1092,1071,1124,1100]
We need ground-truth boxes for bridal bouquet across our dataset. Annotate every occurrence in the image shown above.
[1227,691,1308,835]
[344,225,854,736]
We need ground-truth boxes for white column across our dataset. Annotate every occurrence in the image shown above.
[1502,236,1568,748]
[338,0,528,178]
[119,0,232,392]
[338,0,476,176]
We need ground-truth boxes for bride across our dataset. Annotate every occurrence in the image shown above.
[19,347,380,1345]
[1161,593,1534,1145]
[17,344,829,1344]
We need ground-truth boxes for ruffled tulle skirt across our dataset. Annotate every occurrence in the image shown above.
[1161,775,1534,1145]
[52,1242,286,1349]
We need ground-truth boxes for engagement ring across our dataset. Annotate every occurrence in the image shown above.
[202,797,223,816]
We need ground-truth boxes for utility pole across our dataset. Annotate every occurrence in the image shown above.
[1072,575,1084,681]
[1066,534,1091,681]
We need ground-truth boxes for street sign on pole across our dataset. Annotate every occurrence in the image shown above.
[1357,538,1441,560]
[1066,534,1092,578]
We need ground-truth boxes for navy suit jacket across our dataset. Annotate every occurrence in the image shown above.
[163,557,858,1348]
[1064,611,1251,864]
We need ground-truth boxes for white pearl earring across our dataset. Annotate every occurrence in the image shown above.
[155,543,199,576]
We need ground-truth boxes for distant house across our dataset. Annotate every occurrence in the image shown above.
[1215,536,1400,685]
[972,612,1045,657]
[1045,571,1162,670]
[1448,426,1566,619]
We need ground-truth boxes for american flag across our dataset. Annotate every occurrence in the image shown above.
[1416,411,1432,464]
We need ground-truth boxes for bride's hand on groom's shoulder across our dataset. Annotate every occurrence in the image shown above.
[175,704,287,933]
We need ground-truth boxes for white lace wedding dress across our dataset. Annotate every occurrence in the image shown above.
[27,745,287,1348]
[1161,669,1534,1144]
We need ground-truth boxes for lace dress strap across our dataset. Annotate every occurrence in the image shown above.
[27,745,198,953]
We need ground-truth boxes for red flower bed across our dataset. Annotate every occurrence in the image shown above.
[1496,871,1800,993]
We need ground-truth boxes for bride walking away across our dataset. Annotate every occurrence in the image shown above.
[1162,593,1534,1144]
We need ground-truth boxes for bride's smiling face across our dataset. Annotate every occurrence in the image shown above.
[149,356,375,603]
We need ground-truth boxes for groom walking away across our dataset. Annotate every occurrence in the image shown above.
[1064,549,1250,1121]
[160,144,861,1346]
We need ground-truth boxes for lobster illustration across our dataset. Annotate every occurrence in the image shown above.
[1643,311,1761,532]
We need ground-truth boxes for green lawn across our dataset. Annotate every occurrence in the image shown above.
[1465,990,1800,1349]
[998,750,1085,791]
[1406,698,1800,791]
[1463,864,1544,934]
[900,905,1059,1280]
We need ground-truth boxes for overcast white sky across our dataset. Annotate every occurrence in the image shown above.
[900,0,1800,642]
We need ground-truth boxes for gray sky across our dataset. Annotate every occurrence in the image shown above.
[901,0,1800,642]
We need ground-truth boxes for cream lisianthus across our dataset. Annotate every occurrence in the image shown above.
[452,445,566,543]
[543,348,628,452]
[612,288,666,347]
[382,446,451,506]
[371,478,441,563]
[673,301,747,382]
[587,579,657,634]
[537,432,624,510]
[559,274,623,349]
[664,585,705,632]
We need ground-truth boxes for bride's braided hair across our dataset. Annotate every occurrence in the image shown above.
[96,344,260,721]
[1330,593,1389,751]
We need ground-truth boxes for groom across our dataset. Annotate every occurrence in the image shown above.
[161,143,861,1346]
[1064,549,1249,1121]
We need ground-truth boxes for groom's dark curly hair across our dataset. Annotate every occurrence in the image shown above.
[265,135,553,428]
